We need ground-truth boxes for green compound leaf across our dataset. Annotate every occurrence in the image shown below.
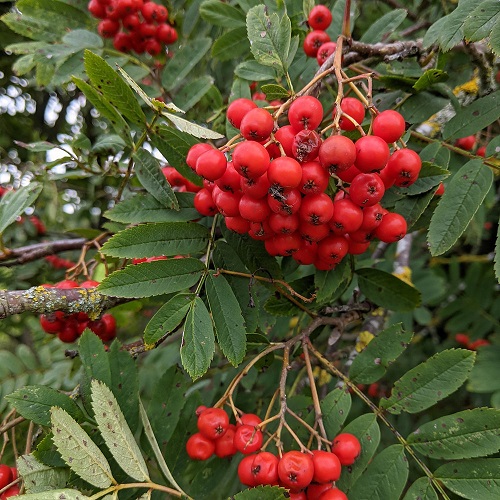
[50,407,114,488]
[133,149,179,210]
[6,385,84,427]
[180,297,216,379]
[212,27,250,61]
[91,380,149,482]
[434,458,500,500]
[380,349,476,415]
[104,193,198,224]
[0,182,43,234]
[143,293,195,346]
[349,324,413,384]
[463,0,500,43]
[83,50,146,127]
[315,258,351,304]
[395,189,436,229]
[235,60,278,81]
[336,413,381,494]
[443,91,500,140]
[356,268,421,312]
[320,388,352,439]
[246,5,291,75]
[98,258,205,298]
[100,222,209,259]
[407,408,500,460]
[360,9,407,43]
[428,160,493,256]
[13,490,89,500]
[206,271,247,367]
[261,83,290,101]
[18,454,68,494]
[199,0,246,28]
[348,445,409,500]
[403,477,438,500]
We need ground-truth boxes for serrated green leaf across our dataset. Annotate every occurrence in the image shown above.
[261,83,290,100]
[233,485,288,499]
[394,190,436,229]
[463,0,500,42]
[246,5,291,75]
[235,60,277,81]
[360,9,407,43]
[349,445,408,500]
[356,268,421,312]
[174,75,214,112]
[133,149,179,209]
[206,271,247,366]
[350,324,413,384]
[139,399,186,495]
[435,458,500,499]
[407,408,500,459]
[144,293,195,346]
[163,111,224,140]
[200,0,246,28]
[91,380,149,482]
[83,50,146,127]
[403,477,438,500]
[91,134,127,154]
[180,296,216,379]
[149,126,201,184]
[0,182,42,234]
[101,222,208,259]
[380,349,476,414]
[444,91,500,139]
[50,407,114,488]
[212,27,250,61]
[6,385,84,427]
[72,77,131,140]
[98,258,205,298]
[428,160,493,255]
[412,69,449,92]
[336,414,381,493]
[437,0,470,52]
[18,454,68,494]
[314,258,351,303]
[14,490,89,500]
[162,37,212,91]
[104,193,197,224]
[320,388,352,438]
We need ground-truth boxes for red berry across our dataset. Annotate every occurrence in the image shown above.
[272,232,303,256]
[318,488,348,500]
[455,135,475,151]
[239,413,262,427]
[373,110,406,143]
[317,234,349,264]
[186,143,213,171]
[197,407,230,440]
[232,141,270,179]
[385,148,422,187]
[292,129,322,162]
[278,451,315,490]
[0,485,20,499]
[40,314,64,334]
[329,198,363,235]
[349,173,385,207]
[311,450,341,483]
[338,97,365,131]
[99,314,117,341]
[214,424,238,458]
[195,149,227,181]
[58,322,80,343]
[186,432,215,460]
[251,451,279,486]
[213,188,241,217]
[477,146,486,157]
[288,96,324,132]
[316,41,337,66]
[238,455,256,486]
[240,173,271,199]
[299,193,334,225]
[268,188,302,216]
[233,424,263,454]
[274,125,296,157]
[194,188,217,216]
[331,433,361,465]
[227,98,258,129]
[307,482,334,500]
[319,135,357,174]
[98,19,120,38]
[354,135,390,173]
[141,2,168,22]
[88,0,107,18]
[360,203,387,231]
[0,465,13,490]
[299,161,329,195]
[308,5,332,30]
[374,212,407,243]
[269,212,300,234]
[239,195,271,222]
[299,220,330,243]
[268,157,303,189]
[240,108,274,141]
[156,24,178,44]
[113,32,132,52]
[56,279,79,289]
[293,240,318,265]
[303,30,331,57]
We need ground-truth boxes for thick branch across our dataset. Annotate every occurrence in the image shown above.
[348,39,422,62]
[0,286,127,320]
[0,238,86,266]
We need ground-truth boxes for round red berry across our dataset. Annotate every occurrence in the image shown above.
[316,41,337,66]
[338,97,365,131]
[354,135,390,173]
[251,451,279,486]
[186,432,215,460]
[197,407,230,440]
[233,424,263,454]
[308,5,332,30]
[303,30,331,57]
[240,108,274,141]
[374,212,407,243]
[288,96,324,132]
[278,451,315,490]
[238,455,256,486]
[331,433,361,465]
[232,140,270,179]
[267,157,303,189]
[349,173,385,207]
[373,110,406,143]
[227,98,258,129]
[319,135,356,174]
[311,450,342,483]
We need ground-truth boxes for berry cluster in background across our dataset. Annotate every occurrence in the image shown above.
[39,280,116,343]
[303,5,337,66]
[189,94,420,270]
[185,406,360,499]
[88,0,177,55]
[0,464,18,499]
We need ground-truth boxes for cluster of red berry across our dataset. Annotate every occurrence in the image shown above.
[454,135,487,157]
[44,255,75,270]
[39,280,116,343]
[88,0,177,55]
[185,406,360,499]
[188,94,419,270]
[161,166,201,193]
[455,333,490,351]
[303,5,337,66]
[0,465,18,499]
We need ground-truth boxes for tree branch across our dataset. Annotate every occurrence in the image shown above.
[0,286,127,320]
